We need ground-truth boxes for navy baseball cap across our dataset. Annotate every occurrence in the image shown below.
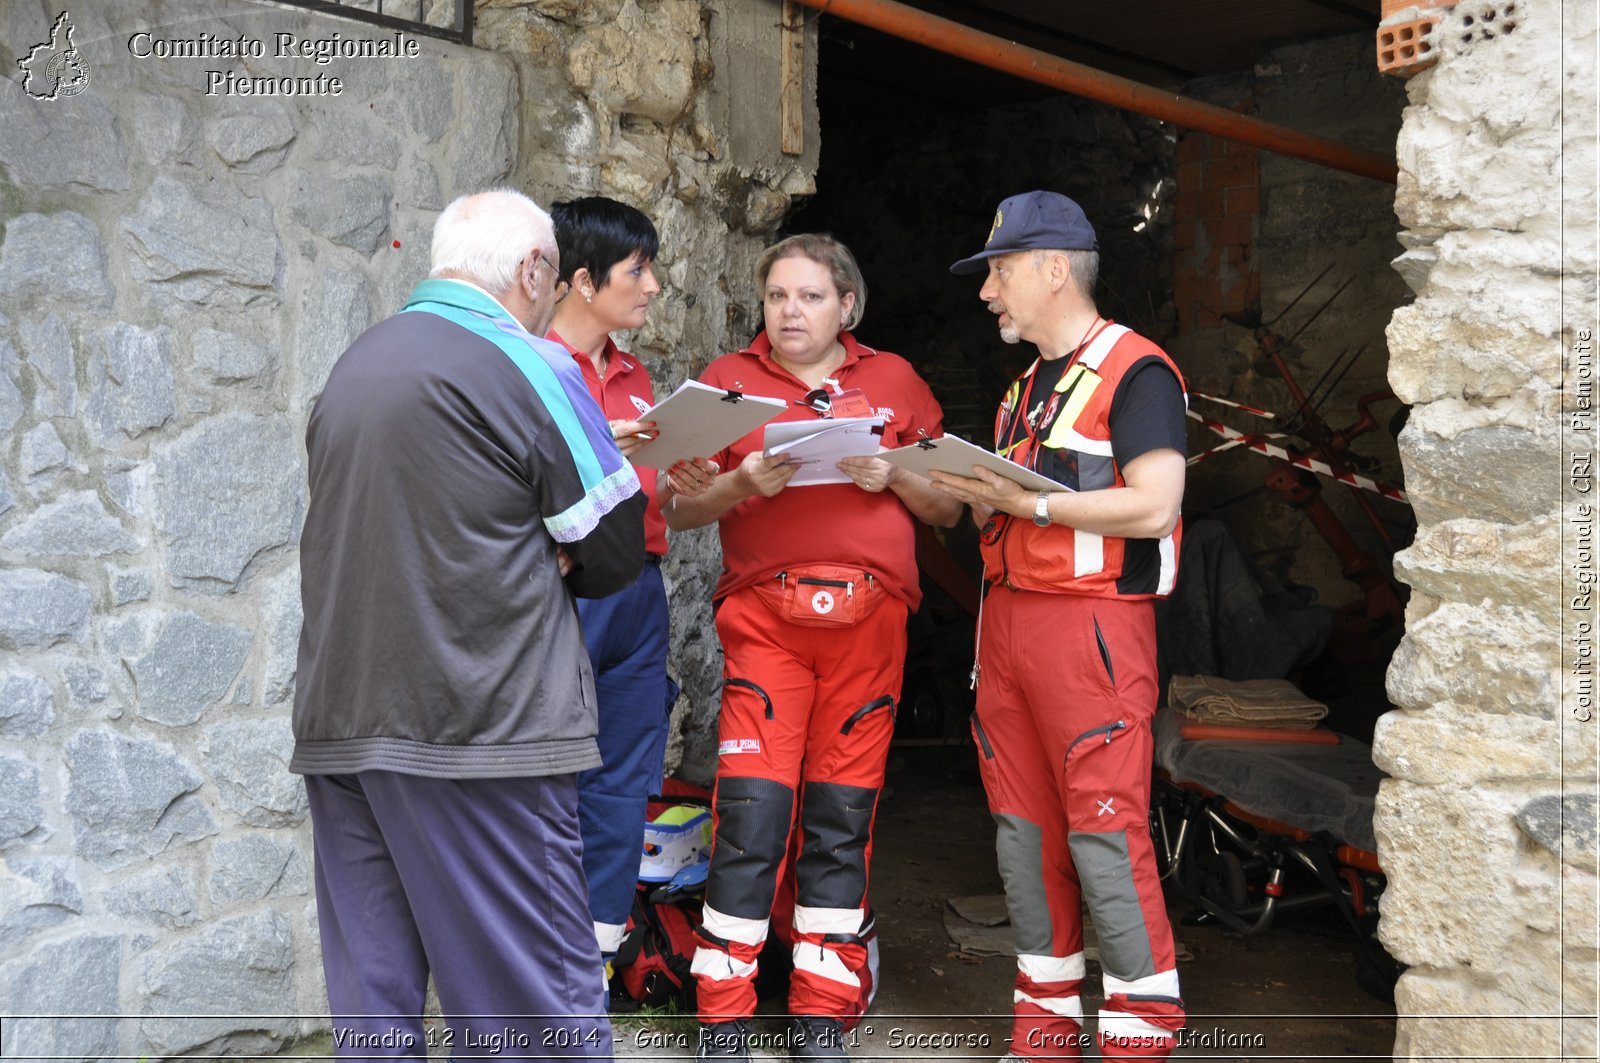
[949,191,1099,275]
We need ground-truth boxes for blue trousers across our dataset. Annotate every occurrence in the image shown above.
[575,560,676,957]
[305,771,613,1060]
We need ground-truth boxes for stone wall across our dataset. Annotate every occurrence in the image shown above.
[1372,0,1598,1057]
[0,0,816,1056]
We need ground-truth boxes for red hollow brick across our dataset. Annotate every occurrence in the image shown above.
[1377,16,1441,76]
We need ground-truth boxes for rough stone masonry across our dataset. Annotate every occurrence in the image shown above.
[1374,0,1599,1058]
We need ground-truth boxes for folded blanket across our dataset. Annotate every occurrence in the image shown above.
[1168,674,1327,729]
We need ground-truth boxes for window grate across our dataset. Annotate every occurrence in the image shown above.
[268,0,472,45]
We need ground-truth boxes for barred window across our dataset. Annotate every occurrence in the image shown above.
[268,0,472,45]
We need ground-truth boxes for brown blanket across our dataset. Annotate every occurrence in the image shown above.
[1168,674,1328,729]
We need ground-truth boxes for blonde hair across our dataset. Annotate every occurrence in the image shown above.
[755,233,867,331]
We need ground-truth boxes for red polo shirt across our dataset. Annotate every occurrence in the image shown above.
[548,330,669,557]
[699,330,946,609]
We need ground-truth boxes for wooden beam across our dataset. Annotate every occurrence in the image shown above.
[780,0,805,155]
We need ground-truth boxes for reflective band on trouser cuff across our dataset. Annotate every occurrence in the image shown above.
[1103,970,1179,999]
[1098,1011,1177,1044]
[700,904,770,947]
[793,904,864,937]
[792,942,861,988]
[1018,952,1087,983]
[691,945,758,981]
[595,919,627,956]
[1014,990,1084,1022]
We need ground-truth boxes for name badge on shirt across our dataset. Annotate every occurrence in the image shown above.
[828,388,873,419]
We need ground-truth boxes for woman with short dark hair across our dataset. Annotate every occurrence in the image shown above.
[547,196,717,971]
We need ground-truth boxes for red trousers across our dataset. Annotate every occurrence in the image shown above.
[692,584,906,1022]
[973,586,1184,1061]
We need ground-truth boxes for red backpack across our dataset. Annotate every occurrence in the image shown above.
[613,886,702,1009]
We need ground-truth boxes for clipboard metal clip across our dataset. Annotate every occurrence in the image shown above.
[719,390,744,403]
[914,434,938,450]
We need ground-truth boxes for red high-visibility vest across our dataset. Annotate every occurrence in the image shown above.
[980,323,1186,599]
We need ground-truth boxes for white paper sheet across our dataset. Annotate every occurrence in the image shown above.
[762,417,886,487]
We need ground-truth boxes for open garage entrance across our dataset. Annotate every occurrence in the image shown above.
[778,2,1416,1056]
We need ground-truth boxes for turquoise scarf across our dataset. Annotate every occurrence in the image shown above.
[401,278,638,542]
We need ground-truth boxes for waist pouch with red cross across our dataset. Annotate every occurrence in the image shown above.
[750,564,885,627]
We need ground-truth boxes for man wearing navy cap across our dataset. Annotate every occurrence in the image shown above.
[931,191,1188,1061]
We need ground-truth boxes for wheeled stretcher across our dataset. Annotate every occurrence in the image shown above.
[1148,708,1400,999]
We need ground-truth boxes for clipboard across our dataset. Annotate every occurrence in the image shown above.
[626,380,786,468]
[878,433,1071,492]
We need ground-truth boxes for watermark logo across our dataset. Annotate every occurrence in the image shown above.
[18,11,91,100]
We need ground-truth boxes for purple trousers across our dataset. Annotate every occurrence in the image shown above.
[305,771,614,1061]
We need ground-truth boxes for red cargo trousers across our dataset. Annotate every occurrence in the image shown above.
[973,586,1185,1061]
[692,582,906,1022]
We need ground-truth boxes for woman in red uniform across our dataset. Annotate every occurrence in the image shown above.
[546,197,717,970]
[664,234,963,1062]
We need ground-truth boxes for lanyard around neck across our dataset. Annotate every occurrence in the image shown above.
[1005,317,1110,463]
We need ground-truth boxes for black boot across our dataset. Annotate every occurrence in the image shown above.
[697,1019,752,1061]
[790,1015,848,1061]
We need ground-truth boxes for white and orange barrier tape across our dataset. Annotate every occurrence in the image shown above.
[1185,407,1410,505]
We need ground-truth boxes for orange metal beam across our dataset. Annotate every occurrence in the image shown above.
[793,0,1399,184]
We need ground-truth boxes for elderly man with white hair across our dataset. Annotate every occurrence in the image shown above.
[293,188,645,1058]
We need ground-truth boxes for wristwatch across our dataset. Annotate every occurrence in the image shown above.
[1032,489,1052,527]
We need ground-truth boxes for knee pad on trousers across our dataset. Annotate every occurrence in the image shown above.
[1068,831,1156,981]
[707,775,795,920]
[994,813,1055,955]
[796,781,877,909]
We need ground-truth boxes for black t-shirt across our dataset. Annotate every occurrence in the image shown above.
[1001,353,1186,490]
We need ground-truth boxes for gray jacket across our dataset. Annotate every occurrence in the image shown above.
[291,291,645,779]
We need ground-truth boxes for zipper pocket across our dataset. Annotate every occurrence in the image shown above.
[1064,719,1126,764]
[840,695,894,735]
[798,576,854,601]
[1092,615,1115,687]
[972,713,995,760]
[724,678,774,720]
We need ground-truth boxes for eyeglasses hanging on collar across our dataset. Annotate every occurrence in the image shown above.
[794,388,833,416]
